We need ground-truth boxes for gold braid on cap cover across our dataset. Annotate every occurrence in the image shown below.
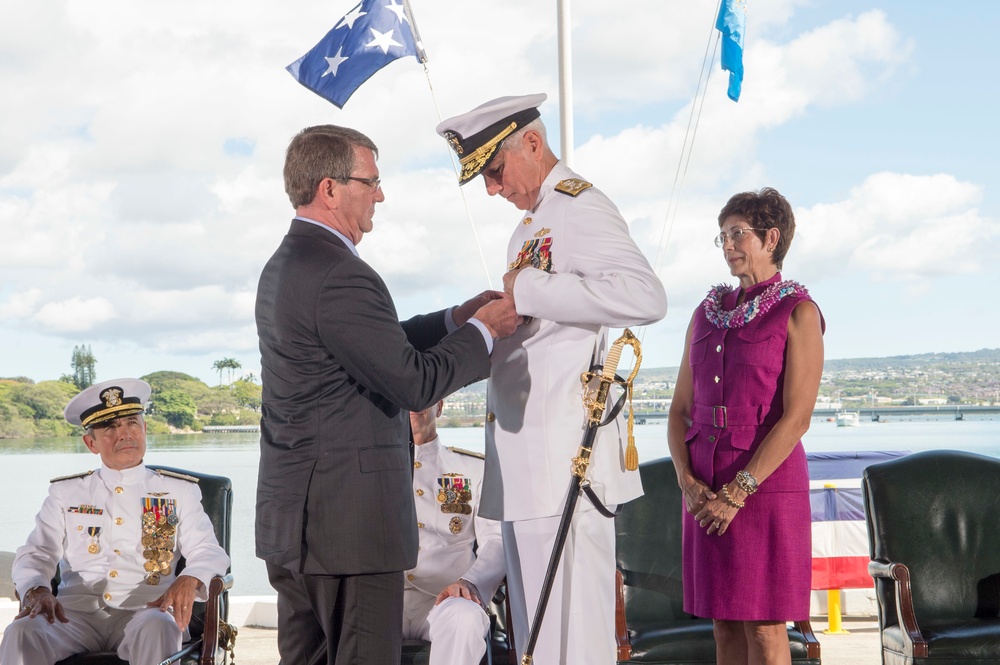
[458,121,518,182]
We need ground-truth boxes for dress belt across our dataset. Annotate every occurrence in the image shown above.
[691,403,772,428]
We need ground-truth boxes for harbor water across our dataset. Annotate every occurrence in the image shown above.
[1,414,997,597]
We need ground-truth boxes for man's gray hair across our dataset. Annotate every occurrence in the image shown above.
[500,118,548,156]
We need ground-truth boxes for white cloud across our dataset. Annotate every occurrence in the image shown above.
[0,0,994,380]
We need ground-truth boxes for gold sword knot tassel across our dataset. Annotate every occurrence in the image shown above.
[577,329,644,476]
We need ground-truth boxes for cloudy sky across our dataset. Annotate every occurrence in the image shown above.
[1,0,996,387]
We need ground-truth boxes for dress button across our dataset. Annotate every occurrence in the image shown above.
[103,593,112,601]
[486,412,496,423]
[407,574,415,582]
[115,486,124,494]
[115,517,124,525]
[114,549,121,556]
[714,376,720,383]
[414,461,422,469]
[417,522,425,529]
[416,489,424,496]
[109,571,118,578]
[716,345,722,352]
[708,435,716,443]
[77,525,84,531]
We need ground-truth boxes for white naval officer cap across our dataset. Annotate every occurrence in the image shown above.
[65,378,150,427]
[435,93,547,185]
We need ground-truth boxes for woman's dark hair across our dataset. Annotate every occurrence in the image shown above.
[718,187,795,270]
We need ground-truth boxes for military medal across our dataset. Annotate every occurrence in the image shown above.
[87,526,101,554]
[449,517,464,534]
[509,237,553,272]
[141,497,178,585]
[438,475,473,516]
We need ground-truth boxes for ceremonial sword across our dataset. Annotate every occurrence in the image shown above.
[520,328,643,665]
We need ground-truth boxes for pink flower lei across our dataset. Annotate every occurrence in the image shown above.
[702,280,807,329]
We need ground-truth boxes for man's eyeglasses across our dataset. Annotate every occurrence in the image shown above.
[714,227,764,248]
[344,176,382,190]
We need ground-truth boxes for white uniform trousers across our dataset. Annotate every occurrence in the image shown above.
[0,606,182,665]
[403,590,491,665]
[503,506,617,665]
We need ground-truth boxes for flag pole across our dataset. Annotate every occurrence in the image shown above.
[557,0,574,167]
[401,0,428,63]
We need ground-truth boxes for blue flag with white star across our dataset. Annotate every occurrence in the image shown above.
[286,0,419,108]
[716,0,746,102]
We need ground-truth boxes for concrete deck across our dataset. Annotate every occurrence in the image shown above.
[231,617,882,664]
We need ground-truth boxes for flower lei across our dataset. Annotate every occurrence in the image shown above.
[702,280,807,329]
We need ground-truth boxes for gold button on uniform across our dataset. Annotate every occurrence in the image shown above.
[114,517,124,525]
[115,486,124,494]
[77,525,83,531]
[486,412,496,423]
[414,461,422,469]
[407,574,415,581]
[416,489,424,496]
[103,593,112,601]
[114,549,121,556]
[109,571,118,578]
[417,522,424,529]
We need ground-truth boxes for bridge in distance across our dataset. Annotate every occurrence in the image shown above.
[630,404,1000,421]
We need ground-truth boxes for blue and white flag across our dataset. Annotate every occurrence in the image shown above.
[287,0,419,109]
[716,0,746,102]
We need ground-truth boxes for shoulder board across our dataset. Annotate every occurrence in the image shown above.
[554,178,593,197]
[50,470,95,484]
[448,446,485,460]
[153,469,199,483]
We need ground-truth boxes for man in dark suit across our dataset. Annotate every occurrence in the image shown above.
[255,125,518,664]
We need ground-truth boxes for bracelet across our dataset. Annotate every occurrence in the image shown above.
[721,483,745,509]
[735,469,759,495]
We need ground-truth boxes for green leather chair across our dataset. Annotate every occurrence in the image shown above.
[614,457,821,664]
[863,450,1000,665]
[44,466,236,665]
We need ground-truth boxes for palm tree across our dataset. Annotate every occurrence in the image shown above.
[225,358,242,385]
[212,359,226,386]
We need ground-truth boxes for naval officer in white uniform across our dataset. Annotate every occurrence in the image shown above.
[0,378,230,665]
[437,94,667,664]
[404,400,505,665]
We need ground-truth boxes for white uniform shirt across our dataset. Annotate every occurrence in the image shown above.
[406,438,504,601]
[12,464,230,612]
[484,161,668,521]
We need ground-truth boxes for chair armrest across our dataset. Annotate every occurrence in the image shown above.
[793,620,821,660]
[867,561,928,658]
[200,574,234,664]
[615,569,632,661]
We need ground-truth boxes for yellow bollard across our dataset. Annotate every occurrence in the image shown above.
[824,588,850,634]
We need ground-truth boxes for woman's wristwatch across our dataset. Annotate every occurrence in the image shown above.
[735,469,759,495]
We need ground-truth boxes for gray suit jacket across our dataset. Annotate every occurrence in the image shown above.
[255,219,491,575]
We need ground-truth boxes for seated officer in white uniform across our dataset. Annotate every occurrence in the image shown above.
[0,378,230,665]
[404,400,505,665]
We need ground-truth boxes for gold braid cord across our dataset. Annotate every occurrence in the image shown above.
[575,329,644,478]
[219,622,238,664]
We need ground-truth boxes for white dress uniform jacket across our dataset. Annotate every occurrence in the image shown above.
[406,438,504,603]
[483,161,667,521]
[12,463,230,611]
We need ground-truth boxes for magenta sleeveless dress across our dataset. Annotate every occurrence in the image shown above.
[682,272,821,621]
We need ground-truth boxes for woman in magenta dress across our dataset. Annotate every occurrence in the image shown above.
[667,188,825,665]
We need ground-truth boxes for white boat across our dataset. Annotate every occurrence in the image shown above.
[836,411,860,427]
